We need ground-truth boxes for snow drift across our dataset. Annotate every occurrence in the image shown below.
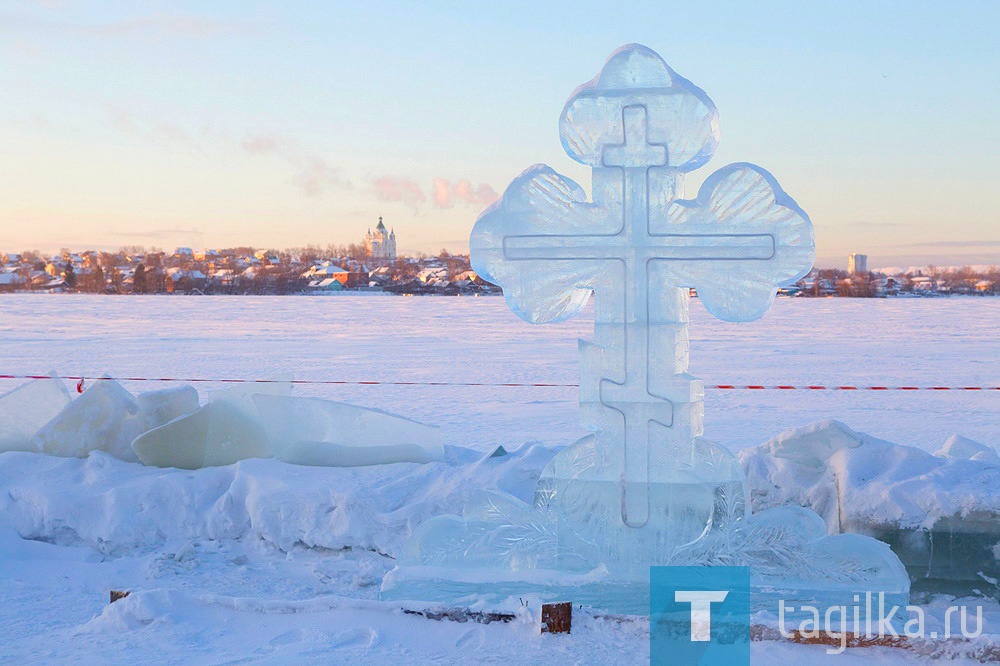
[0,443,554,557]
[740,420,1000,583]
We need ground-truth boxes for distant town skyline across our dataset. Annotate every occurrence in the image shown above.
[2,2,998,269]
[8,235,998,274]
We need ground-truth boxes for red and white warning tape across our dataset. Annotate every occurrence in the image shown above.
[0,374,997,394]
[709,384,1000,391]
[0,374,580,393]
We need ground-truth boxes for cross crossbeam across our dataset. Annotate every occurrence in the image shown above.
[504,234,776,261]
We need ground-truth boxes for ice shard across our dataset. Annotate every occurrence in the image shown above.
[136,386,200,432]
[132,399,272,469]
[254,394,444,466]
[32,379,141,462]
[133,387,442,469]
[0,375,71,453]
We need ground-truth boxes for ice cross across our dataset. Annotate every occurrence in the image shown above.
[471,44,814,528]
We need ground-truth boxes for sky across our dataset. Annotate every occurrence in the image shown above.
[1,1,998,268]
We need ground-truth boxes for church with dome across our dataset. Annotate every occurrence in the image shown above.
[365,216,397,266]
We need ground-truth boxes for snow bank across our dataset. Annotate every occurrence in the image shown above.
[78,588,393,634]
[740,420,1000,532]
[740,421,1000,583]
[0,443,555,557]
[936,434,1000,464]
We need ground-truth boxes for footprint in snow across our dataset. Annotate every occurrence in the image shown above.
[455,627,485,650]
[332,627,377,649]
[269,629,307,646]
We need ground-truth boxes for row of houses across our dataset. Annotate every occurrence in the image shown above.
[787,269,998,298]
[0,249,495,295]
[4,249,994,298]
[301,260,491,294]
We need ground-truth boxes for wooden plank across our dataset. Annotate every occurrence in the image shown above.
[541,602,572,634]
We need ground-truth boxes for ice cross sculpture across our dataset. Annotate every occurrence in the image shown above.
[471,44,814,529]
[383,44,909,615]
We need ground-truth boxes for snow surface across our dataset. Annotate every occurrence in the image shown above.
[1,294,998,663]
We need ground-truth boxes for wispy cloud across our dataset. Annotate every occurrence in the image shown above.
[847,221,905,229]
[106,108,204,152]
[240,133,349,196]
[103,119,350,197]
[1,10,248,42]
[108,108,135,133]
[110,227,204,240]
[365,176,498,210]
[241,135,280,155]
[431,177,498,209]
[150,122,192,145]
[373,176,426,205]
[88,13,244,41]
[290,157,347,197]
[900,240,1000,248]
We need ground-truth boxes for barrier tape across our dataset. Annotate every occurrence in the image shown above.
[0,374,997,393]
[710,384,1000,391]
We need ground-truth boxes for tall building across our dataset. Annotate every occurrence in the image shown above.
[848,253,868,275]
[365,216,397,266]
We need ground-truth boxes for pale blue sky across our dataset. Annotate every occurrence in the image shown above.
[1,1,998,267]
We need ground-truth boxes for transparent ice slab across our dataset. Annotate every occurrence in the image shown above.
[136,386,200,432]
[0,375,70,453]
[383,43,909,614]
[31,378,141,462]
[132,399,271,469]
[133,378,288,469]
[133,388,442,469]
[254,394,444,466]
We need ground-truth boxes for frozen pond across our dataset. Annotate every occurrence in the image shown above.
[1,293,997,453]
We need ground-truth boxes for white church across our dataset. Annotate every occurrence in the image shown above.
[365,216,397,266]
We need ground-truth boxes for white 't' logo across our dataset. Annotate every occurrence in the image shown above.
[674,590,729,641]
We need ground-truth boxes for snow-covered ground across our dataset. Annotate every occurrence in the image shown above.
[1,294,998,663]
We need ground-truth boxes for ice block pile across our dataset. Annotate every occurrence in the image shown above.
[0,376,443,469]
